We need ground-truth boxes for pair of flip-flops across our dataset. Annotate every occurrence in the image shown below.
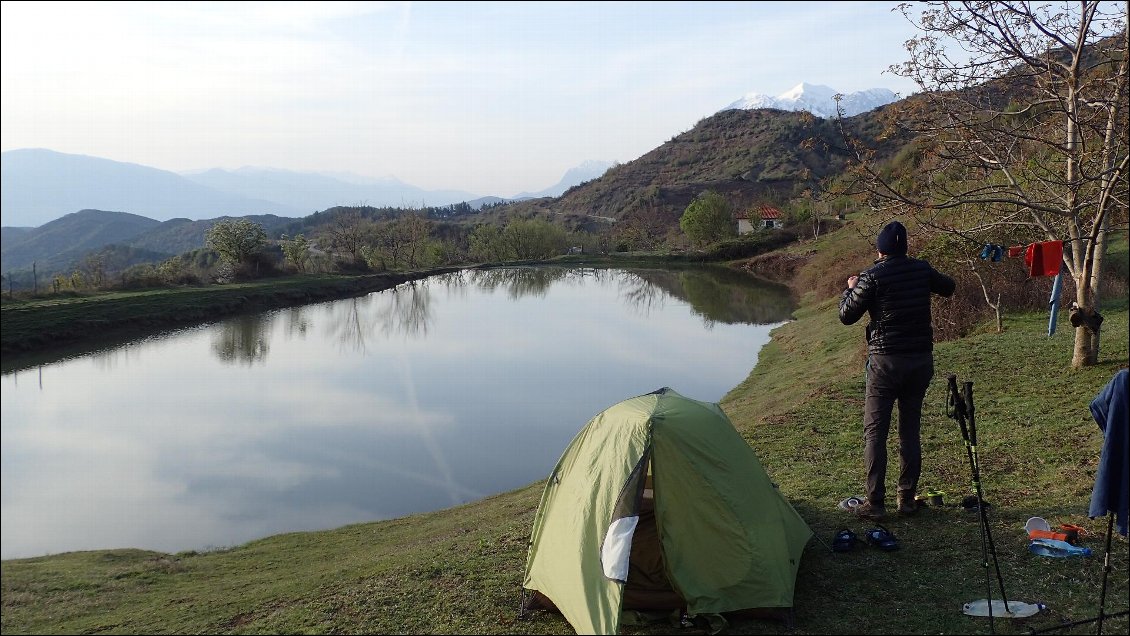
[832,528,859,552]
[865,525,899,551]
[832,525,899,552]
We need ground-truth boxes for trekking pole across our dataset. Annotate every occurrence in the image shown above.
[962,379,1010,612]
[947,375,996,631]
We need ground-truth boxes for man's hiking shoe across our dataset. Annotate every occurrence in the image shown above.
[852,500,886,521]
[866,525,899,552]
[832,528,858,553]
[897,494,920,515]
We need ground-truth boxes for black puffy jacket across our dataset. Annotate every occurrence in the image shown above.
[839,255,956,355]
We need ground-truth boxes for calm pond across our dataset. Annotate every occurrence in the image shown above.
[0,266,793,559]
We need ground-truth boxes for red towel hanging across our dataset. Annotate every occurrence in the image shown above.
[1025,240,1063,277]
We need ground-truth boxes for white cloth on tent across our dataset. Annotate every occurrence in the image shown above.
[601,515,639,582]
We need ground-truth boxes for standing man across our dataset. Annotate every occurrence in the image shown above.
[839,221,956,520]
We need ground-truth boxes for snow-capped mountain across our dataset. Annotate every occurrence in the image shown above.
[722,82,899,118]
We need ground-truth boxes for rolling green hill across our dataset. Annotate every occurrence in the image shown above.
[1,209,161,272]
[1,212,297,287]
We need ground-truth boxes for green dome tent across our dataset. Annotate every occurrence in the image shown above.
[521,387,812,635]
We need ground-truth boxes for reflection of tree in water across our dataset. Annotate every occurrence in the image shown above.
[90,343,143,372]
[321,281,436,352]
[465,266,792,326]
[433,270,470,302]
[211,314,274,365]
[465,267,573,299]
[628,268,794,326]
[325,295,377,352]
[375,280,434,339]
[617,271,667,316]
[230,266,790,360]
[283,307,311,339]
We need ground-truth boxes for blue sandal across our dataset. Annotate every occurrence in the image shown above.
[866,525,899,552]
[832,528,858,552]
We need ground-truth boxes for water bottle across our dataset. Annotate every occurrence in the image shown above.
[1029,538,1091,558]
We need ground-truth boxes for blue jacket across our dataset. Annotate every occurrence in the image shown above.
[1088,369,1129,536]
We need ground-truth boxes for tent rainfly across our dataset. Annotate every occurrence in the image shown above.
[521,387,812,634]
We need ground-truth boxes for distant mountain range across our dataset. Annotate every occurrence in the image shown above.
[0,149,615,229]
[511,160,616,199]
[179,166,483,217]
[0,149,305,228]
[0,209,295,275]
[722,83,900,118]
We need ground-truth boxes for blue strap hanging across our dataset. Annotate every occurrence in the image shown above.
[1047,269,1065,336]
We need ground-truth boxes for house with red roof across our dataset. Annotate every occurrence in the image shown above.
[736,205,784,234]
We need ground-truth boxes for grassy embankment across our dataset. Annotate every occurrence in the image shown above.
[0,269,464,370]
[2,226,1127,635]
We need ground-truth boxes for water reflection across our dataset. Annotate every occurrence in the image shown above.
[217,266,792,363]
[467,266,573,299]
[212,315,274,365]
[325,296,378,352]
[374,280,434,339]
[283,306,312,339]
[635,267,796,326]
[1,266,792,559]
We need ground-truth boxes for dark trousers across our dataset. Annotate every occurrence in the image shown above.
[863,352,934,506]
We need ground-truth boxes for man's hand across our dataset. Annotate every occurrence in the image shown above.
[847,275,859,290]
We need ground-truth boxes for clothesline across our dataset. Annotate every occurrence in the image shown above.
[978,240,1063,278]
[976,240,1066,336]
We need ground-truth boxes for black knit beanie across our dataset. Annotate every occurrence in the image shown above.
[876,221,907,256]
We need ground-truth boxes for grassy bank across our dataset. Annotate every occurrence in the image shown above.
[2,250,1127,634]
[0,269,467,369]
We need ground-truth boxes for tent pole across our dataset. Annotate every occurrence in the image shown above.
[1096,512,1114,636]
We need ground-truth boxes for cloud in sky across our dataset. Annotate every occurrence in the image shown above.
[1,1,922,197]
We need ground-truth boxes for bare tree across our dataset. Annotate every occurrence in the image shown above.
[393,213,434,269]
[321,210,370,268]
[963,257,1005,333]
[280,234,311,273]
[840,1,1128,368]
[80,253,107,288]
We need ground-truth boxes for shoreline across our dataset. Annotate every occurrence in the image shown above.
[0,269,460,372]
[1,258,774,373]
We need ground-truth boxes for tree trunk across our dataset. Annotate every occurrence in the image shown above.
[1072,326,1098,368]
[1071,281,1100,369]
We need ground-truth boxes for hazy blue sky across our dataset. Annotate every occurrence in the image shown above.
[1,1,923,197]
